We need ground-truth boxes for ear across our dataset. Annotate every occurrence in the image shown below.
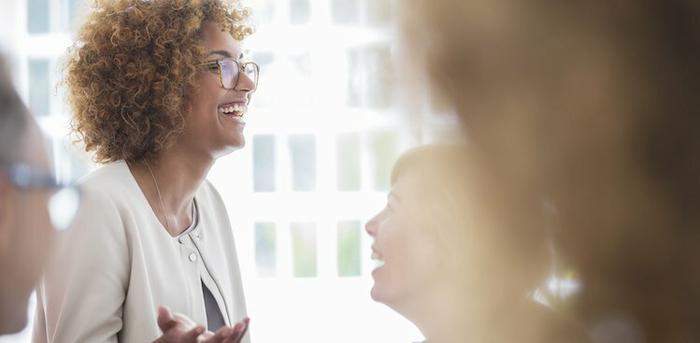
[0,175,17,256]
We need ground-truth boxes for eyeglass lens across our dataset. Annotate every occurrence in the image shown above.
[219,60,258,90]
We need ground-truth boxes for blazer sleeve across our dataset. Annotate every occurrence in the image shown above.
[33,189,130,343]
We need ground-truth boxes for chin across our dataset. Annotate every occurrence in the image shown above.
[370,281,394,304]
[227,133,246,149]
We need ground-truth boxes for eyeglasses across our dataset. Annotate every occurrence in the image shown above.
[2,163,81,232]
[200,58,259,92]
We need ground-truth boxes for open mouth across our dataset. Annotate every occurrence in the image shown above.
[371,250,385,270]
[218,102,247,118]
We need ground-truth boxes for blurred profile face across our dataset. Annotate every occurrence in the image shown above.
[365,171,441,310]
[0,123,54,333]
[183,21,256,159]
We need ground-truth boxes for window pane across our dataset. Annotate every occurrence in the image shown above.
[255,222,277,277]
[288,53,312,106]
[336,133,361,191]
[253,135,276,192]
[290,0,310,25]
[347,45,393,108]
[28,59,50,116]
[366,0,392,26]
[249,0,275,25]
[331,0,359,25]
[365,44,393,109]
[291,222,317,277]
[289,134,316,191]
[337,221,362,277]
[28,0,49,33]
[370,130,399,191]
[346,48,362,107]
[68,0,86,31]
[251,52,275,107]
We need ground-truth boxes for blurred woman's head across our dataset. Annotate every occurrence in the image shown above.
[67,0,256,163]
[0,54,54,334]
[401,0,700,340]
[366,145,550,324]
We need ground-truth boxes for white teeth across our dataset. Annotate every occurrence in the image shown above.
[372,259,385,269]
[219,104,247,116]
[371,252,385,269]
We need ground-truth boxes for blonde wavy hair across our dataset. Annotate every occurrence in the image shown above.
[66,0,253,163]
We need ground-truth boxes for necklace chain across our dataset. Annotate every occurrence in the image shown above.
[145,160,172,233]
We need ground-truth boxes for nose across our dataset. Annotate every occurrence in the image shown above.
[365,211,382,237]
[235,71,255,94]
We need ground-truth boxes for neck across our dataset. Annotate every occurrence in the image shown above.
[130,145,214,236]
[403,285,476,343]
[399,283,538,343]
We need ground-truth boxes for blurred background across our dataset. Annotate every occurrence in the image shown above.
[0,0,461,341]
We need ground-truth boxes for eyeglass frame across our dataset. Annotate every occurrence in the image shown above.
[1,163,82,231]
[199,58,260,92]
[2,163,64,190]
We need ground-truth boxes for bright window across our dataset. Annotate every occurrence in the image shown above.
[0,0,425,342]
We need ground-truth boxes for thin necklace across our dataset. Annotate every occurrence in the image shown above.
[145,160,172,233]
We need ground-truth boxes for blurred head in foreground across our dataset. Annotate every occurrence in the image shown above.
[401,0,700,341]
[0,54,54,334]
[366,144,586,342]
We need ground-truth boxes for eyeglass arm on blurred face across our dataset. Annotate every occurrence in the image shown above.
[1,163,82,231]
[1,163,61,190]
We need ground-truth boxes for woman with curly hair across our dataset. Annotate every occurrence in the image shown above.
[33,0,258,342]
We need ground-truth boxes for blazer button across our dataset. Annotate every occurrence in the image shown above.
[188,252,198,262]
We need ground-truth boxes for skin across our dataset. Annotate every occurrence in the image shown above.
[366,171,471,341]
[155,306,249,343]
[365,172,441,309]
[126,22,254,342]
[366,167,589,343]
[0,122,55,334]
[129,21,255,237]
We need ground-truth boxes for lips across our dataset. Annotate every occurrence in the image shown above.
[371,247,385,270]
[218,102,247,117]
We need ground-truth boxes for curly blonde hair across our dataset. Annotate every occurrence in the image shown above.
[66,0,253,163]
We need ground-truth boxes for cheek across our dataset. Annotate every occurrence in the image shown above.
[14,194,53,281]
[192,77,226,109]
[391,223,440,279]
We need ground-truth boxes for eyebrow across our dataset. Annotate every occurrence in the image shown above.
[207,50,245,60]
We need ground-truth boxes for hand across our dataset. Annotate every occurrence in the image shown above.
[153,306,250,343]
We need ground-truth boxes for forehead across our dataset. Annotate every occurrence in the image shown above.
[200,22,243,59]
[390,171,424,203]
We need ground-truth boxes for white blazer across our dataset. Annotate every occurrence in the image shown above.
[33,161,250,343]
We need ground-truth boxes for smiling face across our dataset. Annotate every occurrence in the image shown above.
[181,21,256,159]
[365,171,442,311]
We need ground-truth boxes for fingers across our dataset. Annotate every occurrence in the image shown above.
[224,318,250,343]
[156,306,178,332]
[202,326,233,343]
[173,312,198,330]
[237,318,250,343]
[221,323,243,343]
[182,325,206,342]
